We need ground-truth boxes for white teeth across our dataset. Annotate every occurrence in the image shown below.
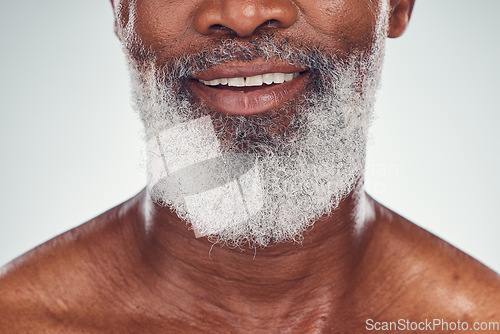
[199,72,300,87]
[262,73,274,85]
[273,73,285,84]
[245,75,264,86]
[227,77,245,87]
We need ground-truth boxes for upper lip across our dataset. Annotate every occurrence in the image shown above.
[191,60,309,81]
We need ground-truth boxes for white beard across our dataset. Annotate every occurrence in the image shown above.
[127,5,388,247]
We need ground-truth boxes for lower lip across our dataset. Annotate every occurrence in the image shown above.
[190,73,309,116]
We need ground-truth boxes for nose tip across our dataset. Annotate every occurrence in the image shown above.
[194,0,298,37]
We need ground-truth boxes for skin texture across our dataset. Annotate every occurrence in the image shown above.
[1,0,500,333]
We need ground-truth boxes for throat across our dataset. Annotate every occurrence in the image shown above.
[134,184,374,322]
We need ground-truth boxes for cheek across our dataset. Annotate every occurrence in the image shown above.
[299,0,381,52]
[117,0,196,57]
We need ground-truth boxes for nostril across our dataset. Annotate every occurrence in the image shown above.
[208,24,236,35]
[261,19,281,29]
[210,24,225,30]
[208,20,281,36]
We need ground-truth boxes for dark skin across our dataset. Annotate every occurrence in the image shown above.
[1,0,500,332]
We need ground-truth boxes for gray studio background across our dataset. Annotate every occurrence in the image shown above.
[1,1,499,271]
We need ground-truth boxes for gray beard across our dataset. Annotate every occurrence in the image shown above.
[127,11,387,247]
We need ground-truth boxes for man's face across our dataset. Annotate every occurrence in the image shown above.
[111,0,404,247]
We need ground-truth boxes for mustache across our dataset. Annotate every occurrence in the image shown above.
[153,34,341,81]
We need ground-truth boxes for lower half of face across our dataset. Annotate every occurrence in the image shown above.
[125,9,388,248]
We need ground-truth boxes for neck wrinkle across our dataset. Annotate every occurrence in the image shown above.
[132,180,374,318]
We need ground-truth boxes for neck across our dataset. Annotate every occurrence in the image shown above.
[130,180,376,323]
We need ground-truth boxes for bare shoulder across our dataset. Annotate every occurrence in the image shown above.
[364,198,500,323]
[0,194,143,332]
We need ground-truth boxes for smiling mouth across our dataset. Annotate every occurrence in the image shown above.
[190,64,309,116]
[199,72,300,92]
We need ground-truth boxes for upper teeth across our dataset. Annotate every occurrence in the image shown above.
[199,72,300,87]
